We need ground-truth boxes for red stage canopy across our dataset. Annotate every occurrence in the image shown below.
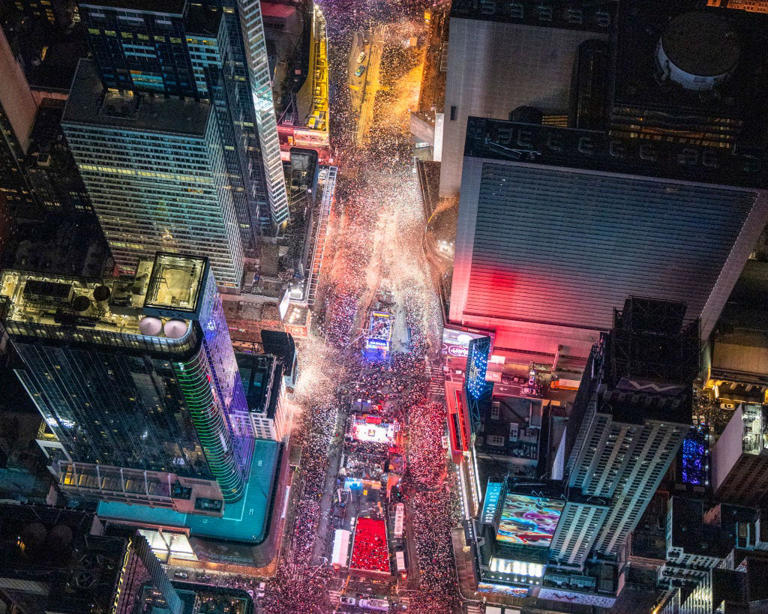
[350,517,390,574]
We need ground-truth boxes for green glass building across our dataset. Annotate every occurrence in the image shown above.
[0,253,252,510]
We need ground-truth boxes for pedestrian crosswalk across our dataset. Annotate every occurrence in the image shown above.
[425,359,445,398]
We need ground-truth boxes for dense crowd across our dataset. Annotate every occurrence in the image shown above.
[262,0,463,611]
[349,517,391,573]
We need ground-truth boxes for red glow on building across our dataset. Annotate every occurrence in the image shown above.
[350,517,390,575]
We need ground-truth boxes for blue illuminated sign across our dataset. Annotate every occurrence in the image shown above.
[344,478,364,491]
[481,482,503,525]
[465,336,491,399]
[681,425,709,486]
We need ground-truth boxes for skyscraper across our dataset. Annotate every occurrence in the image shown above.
[448,0,768,362]
[0,252,252,509]
[551,298,699,568]
[79,0,272,247]
[451,116,768,361]
[0,25,39,217]
[62,59,244,288]
[80,0,196,97]
[439,0,613,197]
[236,0,290,230]
[711,403,768,507]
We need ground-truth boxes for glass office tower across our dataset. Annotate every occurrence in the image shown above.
[0,253,252,508]
[80,0,285,239]
[236,0,290,230]
[80,0,196,97]
[62,59,244,289]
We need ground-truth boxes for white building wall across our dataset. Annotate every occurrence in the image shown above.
[439,18,603,197]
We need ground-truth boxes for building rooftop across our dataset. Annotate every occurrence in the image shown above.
[449,0,615,33]
[63,59,211,136]
[613,0,768,143]
[474,395,542,472]
[0,504,126,614]
[185,3,222,36]
[79,0,186,15]
[261,2,296,19]
[144,253,207,314]
[236,352,282,418]
[28,39,90,92]
[464,116,768,189]
[669,497,734,559]
[97,439,281,545]
[0,253,208,348]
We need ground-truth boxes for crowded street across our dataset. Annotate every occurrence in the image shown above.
[259,0,461,612]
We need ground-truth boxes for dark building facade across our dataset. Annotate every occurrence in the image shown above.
[0,503,183,614]
[25,98,93,214]
[0,26,39,218]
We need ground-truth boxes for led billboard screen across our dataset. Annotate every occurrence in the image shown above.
[496,494,564,547]
[477,582,529,597]
[465,336,492,399]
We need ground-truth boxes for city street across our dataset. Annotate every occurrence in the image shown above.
[259,0,462,612]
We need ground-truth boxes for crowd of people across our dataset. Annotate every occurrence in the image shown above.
[261,0,465,610]
[349,517,391,573]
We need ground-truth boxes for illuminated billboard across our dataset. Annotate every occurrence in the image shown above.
[537,588,616,608]
[349,414,398,445]
[481,482,503,525]
[496,494,564,547]
[366,312,392,349]
[477,582,529,597]
[465,336,492,399]
[441,328,490,358]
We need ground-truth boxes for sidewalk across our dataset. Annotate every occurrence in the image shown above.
[311,404,347,564]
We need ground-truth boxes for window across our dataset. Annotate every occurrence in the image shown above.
[490,402,500,420]
[487,435,505,447]
[450,106,457,121]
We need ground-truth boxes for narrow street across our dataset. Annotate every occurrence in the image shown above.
[261,0,461,612]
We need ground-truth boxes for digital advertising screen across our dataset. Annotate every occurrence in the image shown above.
[465,336,492,399]
[495,494,564,547]
[481,481,503,525]
[350,415,398,445]
[477,582,529,597]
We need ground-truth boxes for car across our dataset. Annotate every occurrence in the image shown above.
[173,571,189,579]
[355,65,365,78]
[357,51,366,63]
[340,596,357,606]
